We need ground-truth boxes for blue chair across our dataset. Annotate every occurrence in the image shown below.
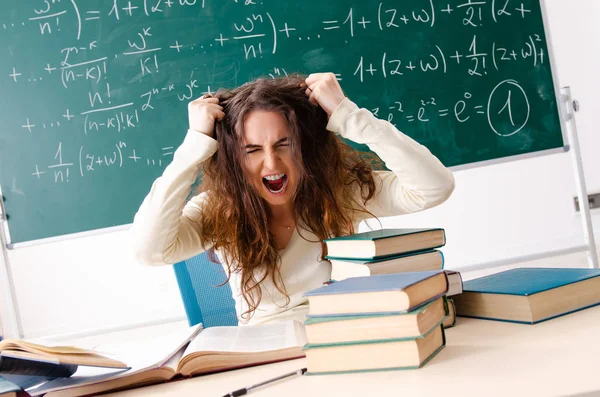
[173,250,238,327]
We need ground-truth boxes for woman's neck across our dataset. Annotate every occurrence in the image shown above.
[268,202,295,227]
[268,202,296,250]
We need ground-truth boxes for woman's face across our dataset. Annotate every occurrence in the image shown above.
[242,110,298,210]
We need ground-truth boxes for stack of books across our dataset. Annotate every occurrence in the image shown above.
[325,228,462,327]
[301,271,451,374]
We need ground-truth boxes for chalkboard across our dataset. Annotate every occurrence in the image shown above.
[0,0,566,245]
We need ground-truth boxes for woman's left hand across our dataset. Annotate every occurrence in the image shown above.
[305,72,346,117]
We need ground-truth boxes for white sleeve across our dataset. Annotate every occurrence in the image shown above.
[327,98,455,219]
[130,129,218,265]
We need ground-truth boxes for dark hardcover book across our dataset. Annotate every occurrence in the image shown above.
[442,298,457,329]
[0,354,76,378]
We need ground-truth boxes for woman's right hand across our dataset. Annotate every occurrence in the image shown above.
[188,95,225,138]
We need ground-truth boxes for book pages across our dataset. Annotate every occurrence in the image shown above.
[28,325,201,396]
[182,320,306,355]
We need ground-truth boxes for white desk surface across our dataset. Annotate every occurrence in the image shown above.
[106,305,600,397]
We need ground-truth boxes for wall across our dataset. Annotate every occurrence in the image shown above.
[2,0,599,338]
[5,231,186,338]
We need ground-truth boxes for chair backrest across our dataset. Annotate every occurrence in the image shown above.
[173,250,238,328]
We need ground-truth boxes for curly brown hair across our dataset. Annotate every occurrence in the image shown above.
[197,75,377,320]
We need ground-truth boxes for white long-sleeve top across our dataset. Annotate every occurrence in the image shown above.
[130,98,455,325]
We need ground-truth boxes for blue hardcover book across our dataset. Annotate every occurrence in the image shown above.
[303,271,448,316]
[453,267,600,324]
[0,375,22,397]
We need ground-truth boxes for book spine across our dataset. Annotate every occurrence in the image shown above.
[442,298,456,329]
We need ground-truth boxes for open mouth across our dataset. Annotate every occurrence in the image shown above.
[262,173,288,194]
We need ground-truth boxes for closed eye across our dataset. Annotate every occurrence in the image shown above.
[275,137,289,149]
[245,137,289,154]
[245,143,261,154]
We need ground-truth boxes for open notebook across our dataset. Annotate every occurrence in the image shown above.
[29,320,306,397]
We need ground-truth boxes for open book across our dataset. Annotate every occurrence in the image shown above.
[0,339,128,377]
[29,320,307,397]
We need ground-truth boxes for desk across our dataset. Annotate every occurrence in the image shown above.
[106,306,600,397]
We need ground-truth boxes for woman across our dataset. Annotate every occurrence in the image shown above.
[131,72,455,325]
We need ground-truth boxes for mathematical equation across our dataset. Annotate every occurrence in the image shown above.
[30,140,175,184]
[6,0,545,84]
[0,0,555,187]
[352,33,545,82]
[371,79,530,138]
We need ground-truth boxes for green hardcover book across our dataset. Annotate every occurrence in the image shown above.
[304,297,447,344]
[324,228,446,260]
[303,325,446,374]
[454,268,600,324]
[329,249,444,281]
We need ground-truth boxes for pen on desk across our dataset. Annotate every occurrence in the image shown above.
[222,367,307,397]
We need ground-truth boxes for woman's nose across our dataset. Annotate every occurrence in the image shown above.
[263,149,278,169]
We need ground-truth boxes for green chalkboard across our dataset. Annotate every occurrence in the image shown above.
[0,0,566,245]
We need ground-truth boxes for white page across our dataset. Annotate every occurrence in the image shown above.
[29,324,202,396]
[182,320,306,356]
